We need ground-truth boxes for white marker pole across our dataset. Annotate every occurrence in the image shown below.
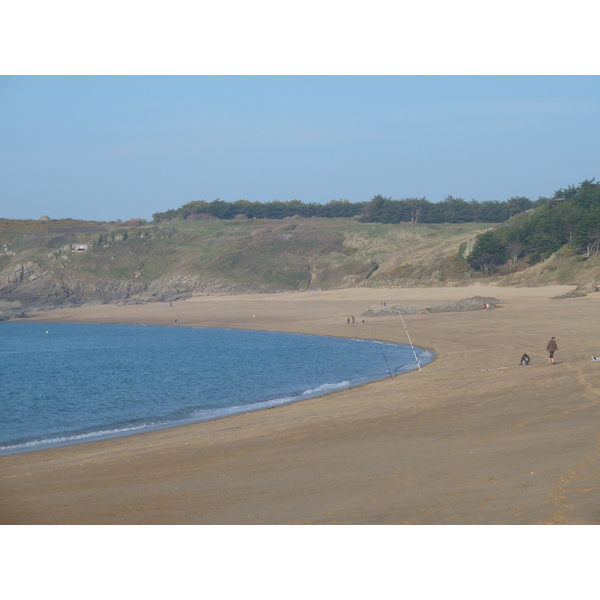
[399,313,422,373]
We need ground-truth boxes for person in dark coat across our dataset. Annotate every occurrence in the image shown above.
[546,337,558,364]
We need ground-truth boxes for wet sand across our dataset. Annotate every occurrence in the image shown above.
[2,284,600,524]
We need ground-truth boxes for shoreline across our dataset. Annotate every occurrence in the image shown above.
[0,323,433,457]
[2,285,600,524]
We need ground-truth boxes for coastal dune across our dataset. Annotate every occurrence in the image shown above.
[2,285,600,524]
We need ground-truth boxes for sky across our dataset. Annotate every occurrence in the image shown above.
[2,75,599,222]
[1,3,599,225]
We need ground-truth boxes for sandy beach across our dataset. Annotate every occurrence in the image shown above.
[1,284,600,524]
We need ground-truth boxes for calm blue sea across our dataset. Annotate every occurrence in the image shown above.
[0,322,433,455]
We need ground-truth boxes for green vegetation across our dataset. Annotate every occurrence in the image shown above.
[0,217,491,307]
[358,195,540,224]
[152,194,541,225]
[152,199,365,222]
[467,179,600,273]
[3,178,600,318]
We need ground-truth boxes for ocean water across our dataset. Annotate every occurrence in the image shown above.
[0,322,433,455]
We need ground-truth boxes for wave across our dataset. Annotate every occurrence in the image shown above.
[302,380,352,395]
[0,421,169,454]
[189,379,355,421]
[0,324,435,456]
[0,378,369,455]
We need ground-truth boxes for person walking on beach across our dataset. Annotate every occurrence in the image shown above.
[546,337,558,364]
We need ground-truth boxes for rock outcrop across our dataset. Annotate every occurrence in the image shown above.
[0,262,41,284]
[0,269,281,319]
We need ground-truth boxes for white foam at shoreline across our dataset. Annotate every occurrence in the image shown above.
[0,360,430,456]
[0,323,434,456]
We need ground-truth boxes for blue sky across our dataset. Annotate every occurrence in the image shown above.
[1,75,599,222]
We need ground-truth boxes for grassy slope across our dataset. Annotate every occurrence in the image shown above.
[501,251,600,287]
[0,218,492,299]
[0,219,600,290]
[6,216,596,310]
[148,218,492,289]
[0,213,600,314]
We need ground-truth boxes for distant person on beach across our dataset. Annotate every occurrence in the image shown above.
[546,337,558,364]
[520,353,530,365]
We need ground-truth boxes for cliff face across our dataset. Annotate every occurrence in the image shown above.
[0,269,281,317]
[0,217,499,319]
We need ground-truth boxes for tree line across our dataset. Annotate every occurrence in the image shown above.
[359,195,541,224]
[467,179,600,272]
[152,194,541,224]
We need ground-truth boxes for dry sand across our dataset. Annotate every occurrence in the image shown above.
[2,284,600,524]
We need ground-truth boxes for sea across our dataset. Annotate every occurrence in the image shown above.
[0,321,433,456]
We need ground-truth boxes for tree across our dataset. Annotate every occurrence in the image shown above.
[468,231,507,273]
[582,227,600,258]
[507,196,533,218]
[506,237,525,266]
[440,196,472,222]
[361,195,395,223]
[208,199,235,219]
[405,197,428,223]
[477,201,507,222]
